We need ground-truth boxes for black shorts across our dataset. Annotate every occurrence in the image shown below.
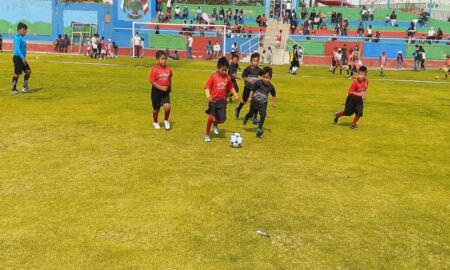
[205,100,227,122]
[242,86,251,102]
[344,95,363,117]
[13,55,31,74]
[232,79,239,93]
[151,88,170,111]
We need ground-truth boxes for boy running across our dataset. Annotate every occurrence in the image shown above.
[149,50,173,130]
[333,66,369,129]
[228,53,240,103]
[235,52,262,123]
[204,57,240,142]
[242,66,276,137]
[11,22,32,95]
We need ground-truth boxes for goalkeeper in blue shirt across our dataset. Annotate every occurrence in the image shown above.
[12,22,32,95]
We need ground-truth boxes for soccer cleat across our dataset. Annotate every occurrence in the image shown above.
[11,90,19,95]
[234,107,240,119]
[256,128,263,137]
[350,124,357,130]
[242,117,248,126]
[204,135,211,142]
[252,118,260,125]
[152,122,161,129]
[164,120,171,130]
[213,124,219,135]
[333,112,339,124]
[21,87,32,93]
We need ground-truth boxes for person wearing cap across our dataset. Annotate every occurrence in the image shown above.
[396,51,403,70]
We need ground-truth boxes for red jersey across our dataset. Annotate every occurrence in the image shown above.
[149,64,173,90]
[204,72,233,102]
[348,78,369,98]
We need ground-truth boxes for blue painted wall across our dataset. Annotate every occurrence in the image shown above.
[363,42,407,58]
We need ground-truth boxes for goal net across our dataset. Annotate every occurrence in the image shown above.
[131,22,227,60]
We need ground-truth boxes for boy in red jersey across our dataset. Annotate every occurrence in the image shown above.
[333,66,369,129]
[204,57,240,142]
[149,50,173,130]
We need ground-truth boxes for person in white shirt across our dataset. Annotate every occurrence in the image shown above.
[426,26,435,43]
[132,32,141,57]
[187,34,193,60]
[174,5,181,19]
[285,0,292,18]
[213,41,220,60]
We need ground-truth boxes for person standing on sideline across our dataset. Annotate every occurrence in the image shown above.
[187,33,193,60]
[132,32,141,58]
[11,22,32,95]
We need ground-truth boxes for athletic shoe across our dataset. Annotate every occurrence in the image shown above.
[256,128,263,137]
[21,87,32,93]
[213,124,219,135]
[235,107,240,119]
[333,112,339,124]
[242,117,248,126]
[164,120,171,130]
[204,135,211,142]
[11,90,19,95]
[152,122,161,129]
[349,124,357,129]
[252,118,260,125]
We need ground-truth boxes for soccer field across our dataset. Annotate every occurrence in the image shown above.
[0,53,449,269]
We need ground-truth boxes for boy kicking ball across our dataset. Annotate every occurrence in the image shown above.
[149,50,173,130]
[333,66,369,129]
[204,57,240,142]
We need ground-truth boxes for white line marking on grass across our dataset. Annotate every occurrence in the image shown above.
[373,78,450,84]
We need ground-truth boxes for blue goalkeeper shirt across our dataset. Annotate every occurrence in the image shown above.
[13,34,27,60]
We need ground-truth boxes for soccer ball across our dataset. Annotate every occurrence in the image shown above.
[435,76,440,79]
[230,132,243,148]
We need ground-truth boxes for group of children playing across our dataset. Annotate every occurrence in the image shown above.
[149,48,370,143]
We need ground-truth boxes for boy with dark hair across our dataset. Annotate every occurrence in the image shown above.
[149,50,173,130]
[11,22,32,95]
[242,66,276,137]
[235,52,262,123]
[204,57,240,142]
[334,66,369,129]
[228,53,240,103]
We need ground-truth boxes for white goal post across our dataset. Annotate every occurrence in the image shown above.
[131,22,227,58]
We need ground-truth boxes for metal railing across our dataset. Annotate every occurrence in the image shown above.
[239,34,261,55]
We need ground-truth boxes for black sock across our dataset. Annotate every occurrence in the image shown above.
[23,75,30,88]
[237,103,244,112]
[12,77,18,90]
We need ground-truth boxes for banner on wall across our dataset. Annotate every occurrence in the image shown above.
[120,0,149,20]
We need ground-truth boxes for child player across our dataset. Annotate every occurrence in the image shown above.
[443,55,450,80]
[235,52,262,124]
[333,66,369,129]
[204,57,240,142]
[379,50,387,77]
[11,22,32,95]
[228,53,240,103]
[242,66,276,137]
[149,50,173,130]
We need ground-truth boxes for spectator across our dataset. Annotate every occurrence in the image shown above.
[374,31,381,43]
[213,41,220,60]
[261,14,267,27]
[226,8,232,22]
[396,51,403,70]
[436,27,443,42]
[166,0,172,12]
[309,9,316,21]
[186,33,193,60]
[419,46,426,70]
[426,26,436,43]
[54,34,63,52]
[0,33,2,52]
[342,18,348,36]
[290,16,298,34]
[154,24,160,35]
[300,4,307,20]
[132,32,141,58]
[368,6,374,21]
[285,0,292,18]
[361,6,368,21]
[357,21,364,37]
[173,50,179,60]
[174,5,181,19]
[390,11,397,27]
[366,25,373,41]
[331,10,337,25]
[219,7,225,21]
[384,14,391,26]
[206,41,213,60]
[182,6,188,20]
[413,45,421,71]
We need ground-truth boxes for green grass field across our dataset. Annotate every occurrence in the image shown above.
[0,53,449,269]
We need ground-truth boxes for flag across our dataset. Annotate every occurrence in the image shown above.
[141,0,149,15]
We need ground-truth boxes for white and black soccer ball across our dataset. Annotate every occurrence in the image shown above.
[230,132,243,148]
